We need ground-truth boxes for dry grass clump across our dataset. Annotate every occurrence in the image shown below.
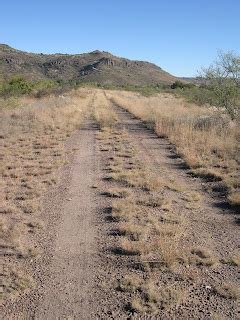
[142,283,182,311]
[109,170,143,187]
[183,191,201,202]
[118,274,143,292]
[110,168,164,192]
[227,192,240,207]
[111,199,137,221]
[212,284,240,300]
[138,196,171,209]
[167,182,186,193]
[0,268,32,301]
[118,222,146,241]
[108,91,239,205]
[117,238,143,255]
[119,275,183,315]
[221,255,240,266]
[190,248,218,266]
[143,173,164,191]
[105,187,131,198]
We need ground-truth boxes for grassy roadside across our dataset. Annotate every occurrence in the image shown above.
[0,89,91,301]
[107,91,240,207]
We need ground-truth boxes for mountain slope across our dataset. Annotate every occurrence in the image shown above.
[0,44,178,85]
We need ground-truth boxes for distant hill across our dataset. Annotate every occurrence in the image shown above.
[181,77,202,85]
[0,44,179,85]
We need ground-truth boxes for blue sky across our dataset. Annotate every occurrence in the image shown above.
[0,0,239,76]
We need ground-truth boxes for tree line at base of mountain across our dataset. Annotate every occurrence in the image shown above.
[0,51,239,119]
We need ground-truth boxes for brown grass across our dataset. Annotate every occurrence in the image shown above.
[138,196,171,209]
[1,89,91,299]
[93,91,118,129]
[118,222,146,241]
[0,268,32,301]
[190,248,218,266]
[108,91,239,205]
[213,284,240,300]
[221,255,240,266]
[111,199,137,221]
[106,187,131,198]
[120,275,183,314]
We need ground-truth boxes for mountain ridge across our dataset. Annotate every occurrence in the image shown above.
[0,44,179,85]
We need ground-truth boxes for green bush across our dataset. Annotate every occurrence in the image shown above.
[0,77,61,98]
[0,76,34,97]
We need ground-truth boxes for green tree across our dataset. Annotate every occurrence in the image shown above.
[200,51,240,119]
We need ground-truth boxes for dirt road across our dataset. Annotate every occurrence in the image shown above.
[2,95,239,319]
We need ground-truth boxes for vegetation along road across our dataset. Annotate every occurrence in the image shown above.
[1,89,239,319]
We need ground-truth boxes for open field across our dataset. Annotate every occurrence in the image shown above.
[1,89,239,319]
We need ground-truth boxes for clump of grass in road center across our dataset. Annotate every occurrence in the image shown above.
[227,192,240,207]
[183,191,201,202]
[106,187,131,198]
[118,274,143,293]
[111,199,137,221]
[118,222,147,241]
[120,275,183,315]
[117,238,142,256]
[93,91,118,129]
[190,248,219,266]
[220,255,240,266]
[138,196,171,209]
[212,284,240,300]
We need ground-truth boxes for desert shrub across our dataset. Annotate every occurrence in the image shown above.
[0,77,72,99]
[171,80,194,90]
[0,76,34,97]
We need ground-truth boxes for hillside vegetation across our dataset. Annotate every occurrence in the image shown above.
[0,44,178,85]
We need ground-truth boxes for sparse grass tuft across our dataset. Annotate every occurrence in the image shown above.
[118,222,146,241]
[118,274,143,292]
[190,248,218,266]
[221,255,240,266]
[111,199,137,221]
[0,268,32,301]
[213,284,240,300]
[138,196,171,209]
[117,238,142,255]
[228,192,240,207]
[106,187,131,198]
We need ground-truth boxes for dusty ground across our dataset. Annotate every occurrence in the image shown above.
[2,93,239,319]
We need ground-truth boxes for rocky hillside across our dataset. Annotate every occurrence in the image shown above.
[0,44,178,85]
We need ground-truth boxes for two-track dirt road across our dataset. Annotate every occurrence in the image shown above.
[2,94,239,319]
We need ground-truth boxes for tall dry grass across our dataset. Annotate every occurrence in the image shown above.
[107,91,239,204]
[0,88,91,300]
